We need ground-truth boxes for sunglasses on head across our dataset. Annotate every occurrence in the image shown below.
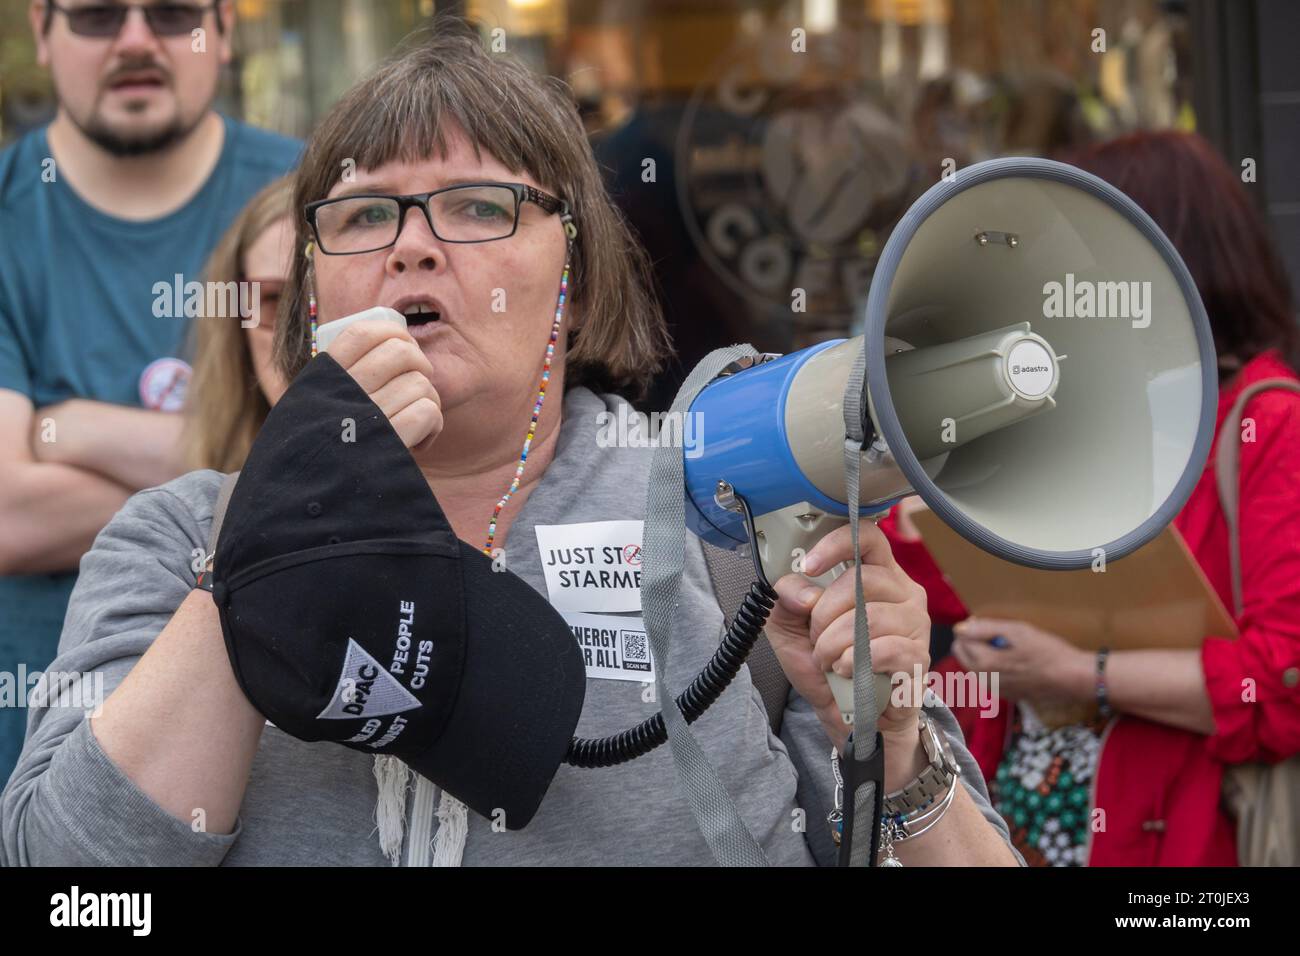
[45,1,222,38]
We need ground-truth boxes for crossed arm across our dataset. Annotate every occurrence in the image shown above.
[0,388,187,575]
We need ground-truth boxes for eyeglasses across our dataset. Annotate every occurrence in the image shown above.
[45,2,220,38]
[305,182,571,255]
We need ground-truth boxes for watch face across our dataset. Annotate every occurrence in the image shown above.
[919,732,937,765]
[939,736,962,776]
[922,713,961,776]
[919,714,942,764]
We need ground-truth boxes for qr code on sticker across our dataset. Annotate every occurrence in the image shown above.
[620,629,651,671]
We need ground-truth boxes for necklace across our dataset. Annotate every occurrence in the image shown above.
[480,249,572,556]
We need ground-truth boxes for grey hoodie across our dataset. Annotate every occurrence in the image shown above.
[2,385,1016,866]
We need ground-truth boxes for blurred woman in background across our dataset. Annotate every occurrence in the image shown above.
[183,177,293,472]
[882,130,1300,866]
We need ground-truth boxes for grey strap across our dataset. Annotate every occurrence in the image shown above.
[207,470,241,557]
[1214,378,1300,617]
[701,540,790,734]
[642,344,771,866]
[842,344,880,867]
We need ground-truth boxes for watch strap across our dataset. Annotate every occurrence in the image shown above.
[882,713,959,817]
[196,471,240,592]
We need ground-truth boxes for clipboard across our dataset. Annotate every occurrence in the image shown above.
[911,506,1239,651]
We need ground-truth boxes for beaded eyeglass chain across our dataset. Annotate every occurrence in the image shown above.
[306,240,319,358]
[483,215,577,556]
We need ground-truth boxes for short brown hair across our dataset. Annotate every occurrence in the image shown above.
[276,16,672,400]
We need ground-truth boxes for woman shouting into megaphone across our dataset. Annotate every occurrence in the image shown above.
[2,19,1018,868]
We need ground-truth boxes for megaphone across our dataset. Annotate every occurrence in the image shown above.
[682,157,1218,717]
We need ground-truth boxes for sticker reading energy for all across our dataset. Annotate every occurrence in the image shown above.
[535,521,656,683]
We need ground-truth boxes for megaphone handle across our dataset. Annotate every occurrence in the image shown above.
[752,507,892,723]
[818,563,892,722]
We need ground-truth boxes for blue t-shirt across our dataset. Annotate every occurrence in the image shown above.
[0,116,299,779]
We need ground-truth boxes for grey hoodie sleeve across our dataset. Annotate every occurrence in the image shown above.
[779,686,1025,866]
[1,471,242,866]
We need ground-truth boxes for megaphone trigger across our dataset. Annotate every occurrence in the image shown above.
[746,500,895,721]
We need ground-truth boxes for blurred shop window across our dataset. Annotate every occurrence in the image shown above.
[0,0,1198,408]
[545,0,1197,408]
[223,0,432,139]
[0,1,54,142]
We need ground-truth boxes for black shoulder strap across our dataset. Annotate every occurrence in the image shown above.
[700,539,790,735]
[207,470,241,556]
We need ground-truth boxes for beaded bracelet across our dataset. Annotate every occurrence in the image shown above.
[890,770,959,842]
[1096,646,1113,718]
[878,772,959,866]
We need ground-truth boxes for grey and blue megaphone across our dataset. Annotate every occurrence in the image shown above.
[682,158,1218,718]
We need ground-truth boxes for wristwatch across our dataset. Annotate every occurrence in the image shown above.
[882,711,962,818]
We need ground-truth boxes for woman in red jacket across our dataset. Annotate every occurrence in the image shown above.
[883,131,1300,866]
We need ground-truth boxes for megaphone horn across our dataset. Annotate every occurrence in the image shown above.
[684,157,1218,717]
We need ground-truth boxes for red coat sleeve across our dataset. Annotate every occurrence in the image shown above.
[878,506,969,625]
[1201,393,1300,764]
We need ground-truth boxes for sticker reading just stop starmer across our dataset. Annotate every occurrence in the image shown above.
[535,521,656,682]
[534,520,644,613]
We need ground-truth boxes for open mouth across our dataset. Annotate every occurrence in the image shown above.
[403,305,441,327]
[393,300,444,329]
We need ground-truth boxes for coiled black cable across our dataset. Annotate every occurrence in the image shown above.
[565,488,777,769]
[564,578,777,767]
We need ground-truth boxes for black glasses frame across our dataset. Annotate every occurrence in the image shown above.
[305,181,571,255]
[44,1,222,38]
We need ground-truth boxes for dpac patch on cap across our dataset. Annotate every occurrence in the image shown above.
[211,353,586,829]
[317,638,422,721]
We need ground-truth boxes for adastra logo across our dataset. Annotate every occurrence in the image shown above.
[1012,364,1050,374]
[675,20,910,329]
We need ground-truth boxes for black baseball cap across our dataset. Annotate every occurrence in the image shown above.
[211,352,586,829]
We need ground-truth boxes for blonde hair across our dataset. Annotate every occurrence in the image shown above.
[276,16,672,400]
[183,177,294,472]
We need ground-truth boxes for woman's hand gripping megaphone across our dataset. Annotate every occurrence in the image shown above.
[763,519,932,754]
